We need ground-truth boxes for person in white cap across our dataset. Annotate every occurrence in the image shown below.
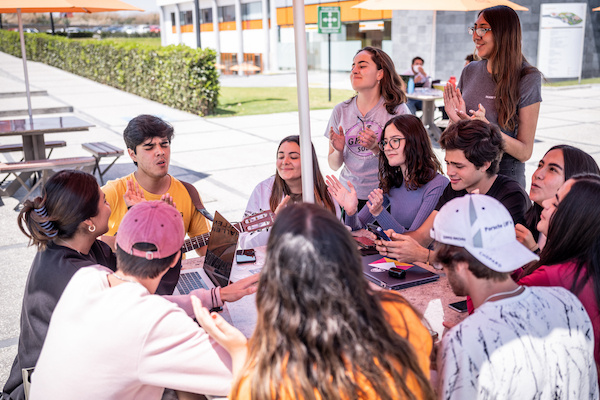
[29,201,236,400]
[432,194,598,400]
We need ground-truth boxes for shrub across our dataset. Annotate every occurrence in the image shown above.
[0,30,219,115]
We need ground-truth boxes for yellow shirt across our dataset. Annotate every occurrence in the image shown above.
[102,173,210,239]
[233,292,432,399]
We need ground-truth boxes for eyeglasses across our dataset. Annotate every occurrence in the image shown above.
[378,137,405,151]
[468,26,492,37]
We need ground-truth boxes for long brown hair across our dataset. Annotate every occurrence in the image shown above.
[269,135,336,214]
[379,114,443,193]
[350,46,407,114]
[480,6,540,132]
[231,203,435,400]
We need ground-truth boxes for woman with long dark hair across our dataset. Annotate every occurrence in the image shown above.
[515,145,599,253]
[2,170,115,399]
[327,46,410,214]
[194,203,435,400]
[519,174,600,368]
[327,114,448,232]
[239,135,338,248]
[444,5,542,188]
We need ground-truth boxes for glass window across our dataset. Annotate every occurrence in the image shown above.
[242,2,262,21]
[171,12,176,26]
[201,8,213,24]
[180,10,193,25]
[218,5,236,22]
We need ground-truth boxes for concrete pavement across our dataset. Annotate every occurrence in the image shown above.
[1,50,600,387]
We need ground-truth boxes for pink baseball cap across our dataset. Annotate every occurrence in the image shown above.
[116,201,184,260]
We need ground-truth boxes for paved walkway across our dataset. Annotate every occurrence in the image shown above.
[1,50,600,386]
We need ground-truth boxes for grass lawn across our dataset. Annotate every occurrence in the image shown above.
[210,87,355,117]
[544,77,600,87]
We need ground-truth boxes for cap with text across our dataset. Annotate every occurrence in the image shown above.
[430,194,539,272]
[116,201,184,260]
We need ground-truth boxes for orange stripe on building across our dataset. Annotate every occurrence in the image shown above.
[219,21,237,31]
[277,1,391,27]
[242,19,263,29]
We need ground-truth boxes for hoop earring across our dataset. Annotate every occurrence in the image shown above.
[88,224,96,233]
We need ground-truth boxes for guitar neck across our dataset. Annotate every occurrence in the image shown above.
[180,222,245,254]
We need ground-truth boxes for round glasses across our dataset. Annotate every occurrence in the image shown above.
[468,27,492,37]
[379,137,405,151]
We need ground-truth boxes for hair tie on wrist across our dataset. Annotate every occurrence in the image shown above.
[34,205,58,238]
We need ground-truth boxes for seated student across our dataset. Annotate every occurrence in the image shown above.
[433,194,598,399]
[2,170,116,400]
[403,56,431,114]
[515,145,599,253]
[2,171,256,400]
[327,114,448,233]
[193,203,436,400]
[519,174,600,370]
[239,135,339,249]
[374,119,529,264]
[30,201,238,399]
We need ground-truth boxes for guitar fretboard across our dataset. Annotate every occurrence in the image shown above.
[181,222,243,253]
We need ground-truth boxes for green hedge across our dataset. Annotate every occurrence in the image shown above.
[0,30,219,115]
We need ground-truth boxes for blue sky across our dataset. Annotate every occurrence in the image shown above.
[124,0,160,13]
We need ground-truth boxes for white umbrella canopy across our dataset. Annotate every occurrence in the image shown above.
[353,0,529,78]
[0,0,143,120]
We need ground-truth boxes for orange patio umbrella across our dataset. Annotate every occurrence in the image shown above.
[353,0,528,78]
[0,0,143,120]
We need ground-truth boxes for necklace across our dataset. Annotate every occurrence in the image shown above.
[112,273,139,285]
[482,285,524,305]
[55,238,81,255]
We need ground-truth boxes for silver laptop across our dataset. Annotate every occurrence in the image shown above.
[173,211,239,295]
[362,254,439,290]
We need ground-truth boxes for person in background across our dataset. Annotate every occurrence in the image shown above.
[2,170,115,400]
[239,135,339,249]
[519,174,600,371]
[193,203,436,400]
[515,145,599,254]
[327,114,448,233]
[433,194,598,399]
[29,201,236,399]
[464,53,477,66]
[327,47,410,216]
[444,5,542,188]
[403,56,431,114]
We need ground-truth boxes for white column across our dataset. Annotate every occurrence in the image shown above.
[269,0,278,71]
[211,0,221,65]
[175,4,182,45]
[235,0,244,75]
[261,0,270,72]
[159,6,167,47]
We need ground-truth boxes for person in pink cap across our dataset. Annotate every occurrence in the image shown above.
[29,201,237,400]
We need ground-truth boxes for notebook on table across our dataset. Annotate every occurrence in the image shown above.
[173,211,239,295]
[361,254,439,290]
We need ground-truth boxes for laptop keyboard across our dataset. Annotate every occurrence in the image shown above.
[176,271,209,295]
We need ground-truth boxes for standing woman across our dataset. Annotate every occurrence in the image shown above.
[239,135,338,249]
[327,46,410,212]
[444,5,542,188]
[194,203,435,400]
[327,114,448,233]
[2,170,115,400]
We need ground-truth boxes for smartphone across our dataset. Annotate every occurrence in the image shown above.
[448,300,468,313]
[366,223,391,241]
[388,267,406,280]
[236,249,256,264]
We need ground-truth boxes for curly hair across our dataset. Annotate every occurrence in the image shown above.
[231,203,435,400]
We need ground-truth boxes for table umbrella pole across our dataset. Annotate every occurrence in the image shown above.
[17,8,33,123]
[293,0,314,204]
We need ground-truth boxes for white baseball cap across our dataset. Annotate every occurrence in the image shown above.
[430,194,539,272]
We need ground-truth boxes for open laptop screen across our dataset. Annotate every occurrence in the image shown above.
[204,211,239,287]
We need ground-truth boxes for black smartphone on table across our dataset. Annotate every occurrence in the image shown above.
[448,300,468,313]
[366,223,391,241]
[236,249,256,264]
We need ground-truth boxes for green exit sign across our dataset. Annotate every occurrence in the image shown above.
[318,6,341,34]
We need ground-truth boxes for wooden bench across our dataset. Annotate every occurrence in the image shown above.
[0,140,67,158]
[0,157,96,209]
[82,142,124,184]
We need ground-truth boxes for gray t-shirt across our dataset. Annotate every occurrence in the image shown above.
[458,60,542,187]
[325,97,410,199]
